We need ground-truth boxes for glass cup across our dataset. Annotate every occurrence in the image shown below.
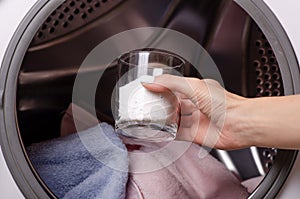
[113,50,184,142]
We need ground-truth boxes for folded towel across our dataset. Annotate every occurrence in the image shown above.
[26,123,128,199]
[124,140,249,199]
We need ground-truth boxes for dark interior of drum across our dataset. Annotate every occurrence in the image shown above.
[17,0,283,182]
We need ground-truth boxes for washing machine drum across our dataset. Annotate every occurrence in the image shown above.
[0,0,298,198]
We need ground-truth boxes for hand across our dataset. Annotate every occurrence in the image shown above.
[143,74,250,150]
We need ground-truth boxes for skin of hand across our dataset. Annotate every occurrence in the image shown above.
[142,74,249,150]
[143,74,300,150]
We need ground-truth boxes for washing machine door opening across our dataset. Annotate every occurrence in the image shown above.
[0,0,298,198]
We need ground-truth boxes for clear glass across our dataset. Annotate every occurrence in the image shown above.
[113,50,184,142]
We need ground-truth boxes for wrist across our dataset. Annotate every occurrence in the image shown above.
[225,96,260,148]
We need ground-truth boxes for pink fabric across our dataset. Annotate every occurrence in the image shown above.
[242,176,264,193]
[125,141,249,199]
[60,103,99,137]
[61,103,251,199]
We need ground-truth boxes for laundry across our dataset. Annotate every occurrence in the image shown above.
[124,139,249,199]
[242,176,264,193]
[60,103,101,137]
[27,103,255,199]
[26,123,128,199]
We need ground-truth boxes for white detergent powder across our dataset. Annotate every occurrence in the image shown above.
[118,75,177,125]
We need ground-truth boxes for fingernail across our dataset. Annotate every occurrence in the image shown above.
[141,82,153,86]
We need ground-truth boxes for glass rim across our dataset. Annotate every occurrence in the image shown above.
[118,50,185,69]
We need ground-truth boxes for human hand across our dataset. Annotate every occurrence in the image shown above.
[143,74,251,150]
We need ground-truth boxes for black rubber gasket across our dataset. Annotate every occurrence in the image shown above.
[235,0,299,198]
[0,1,65,198]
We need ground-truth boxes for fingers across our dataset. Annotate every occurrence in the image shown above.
[176,112,208,143]
[176,113,222,148]
[179,113,196,128]
[143,75,225,117]
[141,74,228,148]
[142,75,207,113]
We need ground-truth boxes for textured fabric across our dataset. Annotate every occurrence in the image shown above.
[125,141,250,199]
[27,123,128,199]
[56,103,252,199]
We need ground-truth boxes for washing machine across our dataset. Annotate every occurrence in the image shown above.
[1,0,300,198]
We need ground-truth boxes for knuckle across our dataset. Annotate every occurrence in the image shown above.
[204,79,222,88]
[188,78,212,115]
[190,88,203,109]
[189,77,202,86]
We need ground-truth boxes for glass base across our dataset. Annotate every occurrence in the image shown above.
[116,121,177,142]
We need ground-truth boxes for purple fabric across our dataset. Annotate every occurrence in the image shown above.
[125,141,249,199]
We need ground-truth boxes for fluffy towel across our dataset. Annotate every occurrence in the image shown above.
[26,123,128,199]
[124,140,249,199]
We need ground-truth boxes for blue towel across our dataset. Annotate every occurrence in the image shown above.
[26,123,128,199]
